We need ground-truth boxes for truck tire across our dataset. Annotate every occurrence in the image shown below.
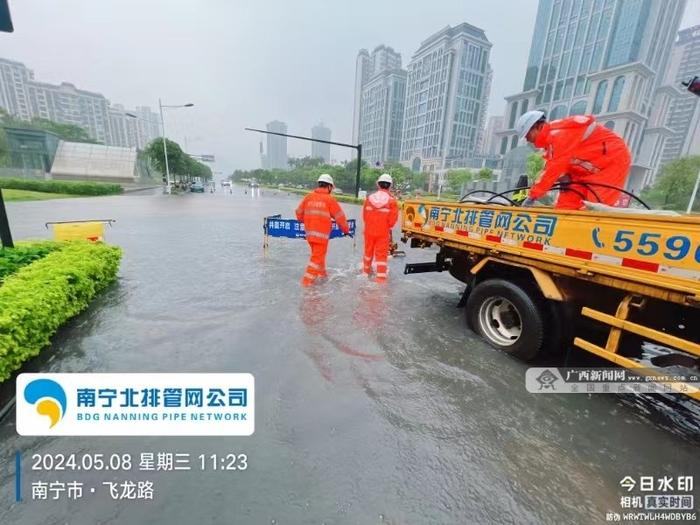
[466,278,545,361]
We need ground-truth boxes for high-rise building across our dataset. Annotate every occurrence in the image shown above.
[0,58,33,120]
[108,105,130,148]
[357,65,406,164]
[0,57,158,148]
[106,104,158,149]
[26,81,111,144]
[659,25,700,171]
[266,120,288,170]
[352,50,370,147]
[109,105,156,149]
[482,115,505,156]
[131,106,160,149]
[352,45,404,157]
[311,122,331,163]
[400,23,493,173]
[497,0,687,191]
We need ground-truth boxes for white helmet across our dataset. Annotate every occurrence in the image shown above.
[515,110,545,139]
[377,173,393,185]
[317,173,334,186]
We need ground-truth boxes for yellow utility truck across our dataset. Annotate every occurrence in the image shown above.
[401,199,700,399]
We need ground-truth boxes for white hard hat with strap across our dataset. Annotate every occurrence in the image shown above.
[515,110,546,139]
[317,173,334,186]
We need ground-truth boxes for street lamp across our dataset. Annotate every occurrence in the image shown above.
[158,100,194,194]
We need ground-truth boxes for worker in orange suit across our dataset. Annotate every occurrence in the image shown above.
[362,173,399,283]
[516,110,631,210]
[295,174,350,287]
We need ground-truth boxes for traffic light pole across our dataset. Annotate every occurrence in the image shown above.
[0,189,14,248]
[244,128,363,198]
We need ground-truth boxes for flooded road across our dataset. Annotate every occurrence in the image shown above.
[1,188,698,524]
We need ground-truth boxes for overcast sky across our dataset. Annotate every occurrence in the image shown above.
[2,0,699,172]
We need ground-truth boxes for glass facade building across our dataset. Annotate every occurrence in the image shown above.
[353,45,406,165]
[524,0,620,114]
[497,0,686,189]
[358,70,406,164]
[352,46,402,148]
[400,23,492,172]
[660,25,700,168]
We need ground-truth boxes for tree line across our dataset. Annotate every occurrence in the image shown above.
[143,138,212,182]
[641,155,700,212]
[232,157,426,194]
[444,167,494,193]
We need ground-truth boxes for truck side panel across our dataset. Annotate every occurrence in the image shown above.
[402,200,700,299]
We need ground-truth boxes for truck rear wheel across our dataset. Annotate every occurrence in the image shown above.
[466,279,545,361]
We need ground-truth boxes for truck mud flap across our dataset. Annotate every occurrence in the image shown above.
[404,262,445,274]
[456,284,471,308]
[404,256,450,275]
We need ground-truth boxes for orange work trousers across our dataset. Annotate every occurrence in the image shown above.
[364,234,389,283]
[301,240,328,286]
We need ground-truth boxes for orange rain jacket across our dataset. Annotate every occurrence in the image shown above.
[362,189,399,238]
[529,115,631,208]
[295,188,350,242]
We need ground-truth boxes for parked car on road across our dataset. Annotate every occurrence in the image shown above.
[191,182,205,193]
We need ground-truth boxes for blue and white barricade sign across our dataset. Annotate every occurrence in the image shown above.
[265,218,355,239]
[263,215,356,252]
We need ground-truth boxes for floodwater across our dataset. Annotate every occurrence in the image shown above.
[1,187,698,525]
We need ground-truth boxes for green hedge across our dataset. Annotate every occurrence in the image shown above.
[0,241,122,382]
[0,241,61,282]
[0,178,123,196]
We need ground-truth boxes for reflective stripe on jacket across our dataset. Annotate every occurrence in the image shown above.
[295,188,349,241]
[363,189,398,238]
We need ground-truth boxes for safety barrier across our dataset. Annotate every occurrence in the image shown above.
[263,214,356,253]
[45,219,116,242]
